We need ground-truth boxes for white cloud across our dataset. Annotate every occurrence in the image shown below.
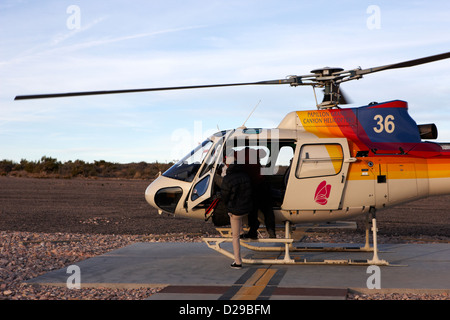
[50,16,107,46]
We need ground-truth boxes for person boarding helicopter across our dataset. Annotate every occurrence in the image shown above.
[220,154,253,269]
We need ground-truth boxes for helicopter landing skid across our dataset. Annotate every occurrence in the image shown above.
[202,220,390,266]
[202,237,389,266]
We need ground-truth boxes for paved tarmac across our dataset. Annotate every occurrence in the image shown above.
[26,240,450,300]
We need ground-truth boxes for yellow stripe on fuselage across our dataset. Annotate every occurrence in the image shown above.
[346,157,450,181]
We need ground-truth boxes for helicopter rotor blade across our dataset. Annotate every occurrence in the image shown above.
[14,51,450,103]
[355,51,450,76]
[321,86,351,105]
[339,88,351,105]
[14,78,297,100]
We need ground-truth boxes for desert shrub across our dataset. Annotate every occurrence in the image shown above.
[0,157,174,179]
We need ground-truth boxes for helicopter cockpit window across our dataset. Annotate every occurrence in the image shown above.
[223,139,295,175]
[296,144,343,179]
[275,146,294,175]
[198,139,223,178]
[191,175,210,201]
[163,139,213,182]
[225,144,270,166]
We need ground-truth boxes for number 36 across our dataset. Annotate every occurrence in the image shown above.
[373,114,395,133]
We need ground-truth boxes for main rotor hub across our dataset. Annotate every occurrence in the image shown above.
[310,67,344,77]
[308,67,346,109]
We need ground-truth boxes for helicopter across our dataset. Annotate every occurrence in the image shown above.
[15,51,450,266]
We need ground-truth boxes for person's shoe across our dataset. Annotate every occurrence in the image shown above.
[230,262,242,269]
[240,232,258,240]
[268,230,276,239]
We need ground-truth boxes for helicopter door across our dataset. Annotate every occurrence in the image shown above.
[185,137,225,211]
[282,138,352,211]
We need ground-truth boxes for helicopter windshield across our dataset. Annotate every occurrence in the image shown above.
[163,139,213,182]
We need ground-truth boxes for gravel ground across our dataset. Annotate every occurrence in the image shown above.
[0,231,204,300]
[0,176,449,300]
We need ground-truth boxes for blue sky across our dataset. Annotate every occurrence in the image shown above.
[1,0,450,163]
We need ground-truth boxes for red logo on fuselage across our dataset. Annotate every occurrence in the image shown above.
[314,180,331,205]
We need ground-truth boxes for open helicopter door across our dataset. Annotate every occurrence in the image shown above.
[282,138,354,210]
[184,132,230,212]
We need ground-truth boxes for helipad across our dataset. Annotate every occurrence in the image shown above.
[26,241,450,300]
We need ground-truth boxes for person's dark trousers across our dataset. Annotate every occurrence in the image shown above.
[247,189,276,237]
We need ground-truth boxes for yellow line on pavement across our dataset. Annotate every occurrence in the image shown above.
[231,268,277,300]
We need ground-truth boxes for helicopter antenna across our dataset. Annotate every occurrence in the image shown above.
[241,99,261,128]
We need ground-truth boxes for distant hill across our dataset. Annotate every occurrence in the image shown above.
[0,156,174,179]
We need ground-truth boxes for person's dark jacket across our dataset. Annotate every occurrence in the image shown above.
[221,164,253,216]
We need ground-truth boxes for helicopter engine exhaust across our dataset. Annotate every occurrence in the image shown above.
[418,123,438,140]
